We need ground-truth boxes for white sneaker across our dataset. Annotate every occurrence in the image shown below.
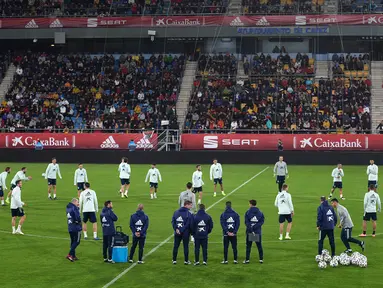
[172,260,177,265]
[150,194,153,199]
[197,199,201,205]
[12,230,16,235]
[213,192,217,197]
[221,191,226,196]
[120,193,124,198]
[285,235,291,240]
[154,193,157,199]
[278,236,283,241]
[16,229,24,235]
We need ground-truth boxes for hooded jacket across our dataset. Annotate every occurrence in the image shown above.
[317,200,337,230]
[244,206,265,235]
[192,209,213,239]
[100,207,118,236]
[172,206,192,236]
[66,202,82,233]
[220,207,240,236]
[130,210,149,238]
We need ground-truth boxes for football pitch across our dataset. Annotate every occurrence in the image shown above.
[0,163,380,288]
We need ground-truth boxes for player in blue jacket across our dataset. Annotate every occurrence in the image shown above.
[129,204,149,264]
[100,200,118,263]
[66,198,82,262]
[171,200,193,265]
[317,196,337,257]
[191,204,213,265]
[244,199,265,264]
[220,201,240,264]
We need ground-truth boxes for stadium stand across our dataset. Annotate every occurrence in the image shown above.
[244,52,315,76]
[0,52,185,132]
[242,0,324,14]
[185,52,371,134]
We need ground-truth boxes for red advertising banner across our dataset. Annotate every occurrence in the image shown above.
[181,134,383,151]
[0,15,382,29]
[0,133,157,150]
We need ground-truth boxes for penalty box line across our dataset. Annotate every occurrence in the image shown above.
[102,166,270,288]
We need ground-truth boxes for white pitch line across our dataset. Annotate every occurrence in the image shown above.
[102,166,270,288]
[1,229,381,245]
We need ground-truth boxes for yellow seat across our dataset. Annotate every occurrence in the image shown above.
[363,71,369,77]
[340,64,345,71]
[351,71,357,78]
[364,64,369,71]
[309,58,314,65]
[283,64,289,70]
[344,71,351,77]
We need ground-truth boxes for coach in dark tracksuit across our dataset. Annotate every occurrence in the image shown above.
[192,204,213,265]
[172,200,193,264]
[220,201,240,264]
[66,198,82,262]
[129,204,149,264]
[244,199,265,264]
[317,196,337,257]
[100,200,118,263]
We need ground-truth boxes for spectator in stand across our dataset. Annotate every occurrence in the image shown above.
[243,0,323,15]
[0,52,185,132]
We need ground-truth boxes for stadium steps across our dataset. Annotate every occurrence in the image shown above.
[228,0,242,13]
[370,61,383,131]
[177,61,198,129]
[323,0,338,14]
[0,63,16,102]
[237,60,248,79]
[315,60,331,79]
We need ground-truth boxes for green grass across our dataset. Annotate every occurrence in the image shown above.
[0,163,380,288]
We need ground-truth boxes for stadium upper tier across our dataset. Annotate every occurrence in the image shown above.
[1,53,184,131]
[184,53,371,134]
[0,0,382,16]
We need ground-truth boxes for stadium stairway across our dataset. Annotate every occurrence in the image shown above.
[176,61,198,129]
[228,0,242,14]
[315,60,331,80]
[237,60,248,80]
[371,61,383,132]
[323,0,338,14]
[0,63,16,103]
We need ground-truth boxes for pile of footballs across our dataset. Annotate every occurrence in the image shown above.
[315,249,367,269]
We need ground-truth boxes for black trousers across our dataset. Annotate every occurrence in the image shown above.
[69,231,81,257]
[103,235,114,260]
[223,235,238,261]
[318,229,335,256]
[341,227,361,250]
[194,238,208,263]
[172,234,189,262]
[245,234,263,261]
[129,237,146,261]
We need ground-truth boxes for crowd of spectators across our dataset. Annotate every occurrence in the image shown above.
[0,0,62,17]
[332,53,370,75]
[170,0,228,14]
[339,0,383,13]
[0,53,11,81]
[185,73,372,133]
[242,0,324,14]
[197,53,237,78]
[244,52,315,77]
[0,0,228,16]
[0,52,184,132]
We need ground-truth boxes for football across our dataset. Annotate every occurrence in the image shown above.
[315,255,322,262]
[329,259,338,267]
[318,261,327,269]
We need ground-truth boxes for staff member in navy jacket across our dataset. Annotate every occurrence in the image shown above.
[100,200,118,263]
[172,200,193,265]
[220,201,240,264]
[244,199,265,264]
[66,198,82,262]
[192,204,213,265]
[317,196,337,257]
[129,204,149,264]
